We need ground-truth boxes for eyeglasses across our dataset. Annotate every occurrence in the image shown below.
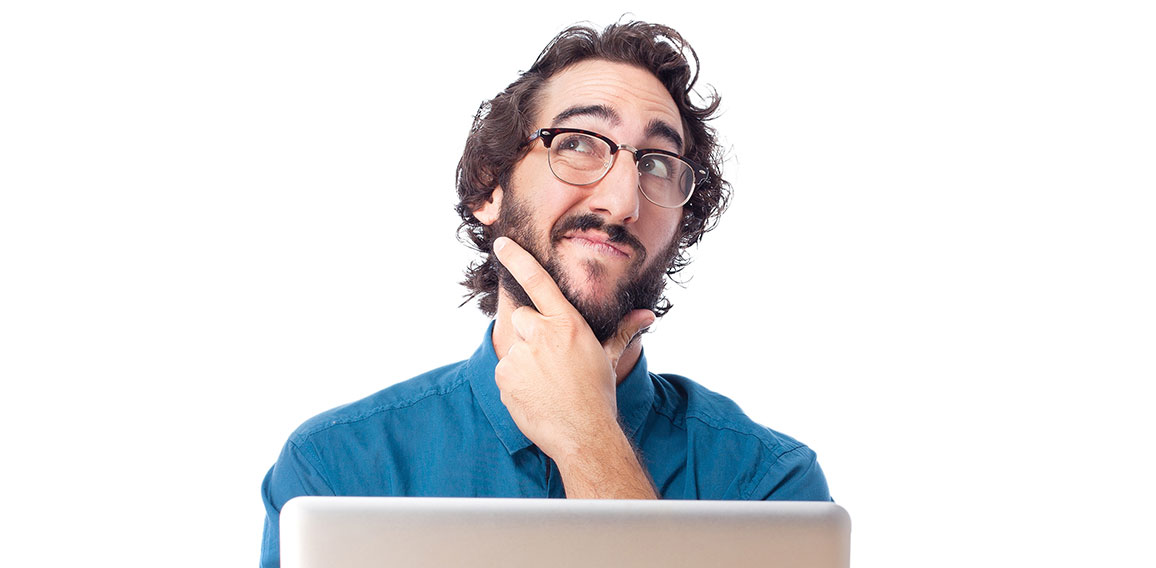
[525,127,708,208]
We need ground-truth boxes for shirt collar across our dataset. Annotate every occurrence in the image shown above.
[465,322,656,455]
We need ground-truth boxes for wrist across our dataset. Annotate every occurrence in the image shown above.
[551,416,627,470]
[552,425,657,499]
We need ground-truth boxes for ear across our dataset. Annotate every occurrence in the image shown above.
[472,186,504,226]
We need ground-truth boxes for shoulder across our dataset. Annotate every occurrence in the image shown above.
[651,373,831,501]
[652,373,804,454]
[289,360,472,446]
[263,359,478,506]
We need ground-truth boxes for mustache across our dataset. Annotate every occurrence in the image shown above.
[549,214,647,263]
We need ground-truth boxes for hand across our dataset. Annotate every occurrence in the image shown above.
[491,236,655,463]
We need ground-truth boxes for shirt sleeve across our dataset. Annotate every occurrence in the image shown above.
[745,444,832,502]
[260,439,336,568]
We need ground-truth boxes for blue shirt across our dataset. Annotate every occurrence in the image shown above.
[260,324,830,567]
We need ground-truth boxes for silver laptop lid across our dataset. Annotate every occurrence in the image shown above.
[281,496,850,568]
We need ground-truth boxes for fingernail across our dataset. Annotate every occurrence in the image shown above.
[493,237,507,254]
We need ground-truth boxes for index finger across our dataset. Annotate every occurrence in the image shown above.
[493,236,576,317]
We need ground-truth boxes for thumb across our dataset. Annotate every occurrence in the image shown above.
[603,309,656,363]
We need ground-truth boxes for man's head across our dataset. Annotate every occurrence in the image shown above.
[455,21,730,337]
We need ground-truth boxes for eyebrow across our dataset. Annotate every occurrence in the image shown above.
[551,104,685,152]
[645,119,685,153]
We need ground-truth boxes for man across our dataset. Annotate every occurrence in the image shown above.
[260,21,831,567]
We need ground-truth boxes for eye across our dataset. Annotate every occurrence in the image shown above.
[556,134,599,155]
[638,155,673,179]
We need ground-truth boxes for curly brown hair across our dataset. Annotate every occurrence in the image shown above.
[455,20,731,317]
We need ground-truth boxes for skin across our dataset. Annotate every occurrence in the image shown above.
[473,60,688,499]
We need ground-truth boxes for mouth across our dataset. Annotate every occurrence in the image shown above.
[562,231,631,258]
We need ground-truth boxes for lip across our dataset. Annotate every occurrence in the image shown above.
[563,231,631,258]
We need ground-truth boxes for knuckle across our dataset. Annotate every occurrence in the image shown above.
[557,314,585,336]
[522,270,548,291]
[512,310,538,338]
[494,359,511,385]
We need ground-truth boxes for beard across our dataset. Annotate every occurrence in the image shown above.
[493,191,678,343]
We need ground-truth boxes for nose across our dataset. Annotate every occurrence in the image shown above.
[586,150,641,225]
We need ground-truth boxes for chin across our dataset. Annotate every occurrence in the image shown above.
[558,261,621,301]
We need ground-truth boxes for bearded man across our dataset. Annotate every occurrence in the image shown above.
[260,20,831,568]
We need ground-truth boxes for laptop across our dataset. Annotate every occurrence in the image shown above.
[280,496,851,568]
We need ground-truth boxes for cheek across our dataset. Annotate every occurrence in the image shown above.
[638,208,683,255]
[513,162,582,220]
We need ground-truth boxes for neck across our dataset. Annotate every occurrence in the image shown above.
[490,290,643,385]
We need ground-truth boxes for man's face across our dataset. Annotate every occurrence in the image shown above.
[474,59,687,342]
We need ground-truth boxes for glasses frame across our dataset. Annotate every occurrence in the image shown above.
[525,127,709,208]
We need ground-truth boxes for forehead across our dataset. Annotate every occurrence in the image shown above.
[536,59,684,143]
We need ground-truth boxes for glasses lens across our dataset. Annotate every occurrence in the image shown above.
[638,153,696,207]
[548,133,611,185]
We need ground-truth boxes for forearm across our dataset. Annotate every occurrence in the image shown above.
[553,425,658,499]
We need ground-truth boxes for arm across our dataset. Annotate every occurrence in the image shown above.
[551,423,658,499]
[260,440,335,568]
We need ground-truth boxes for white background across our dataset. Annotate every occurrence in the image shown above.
[2,1,1153,566]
